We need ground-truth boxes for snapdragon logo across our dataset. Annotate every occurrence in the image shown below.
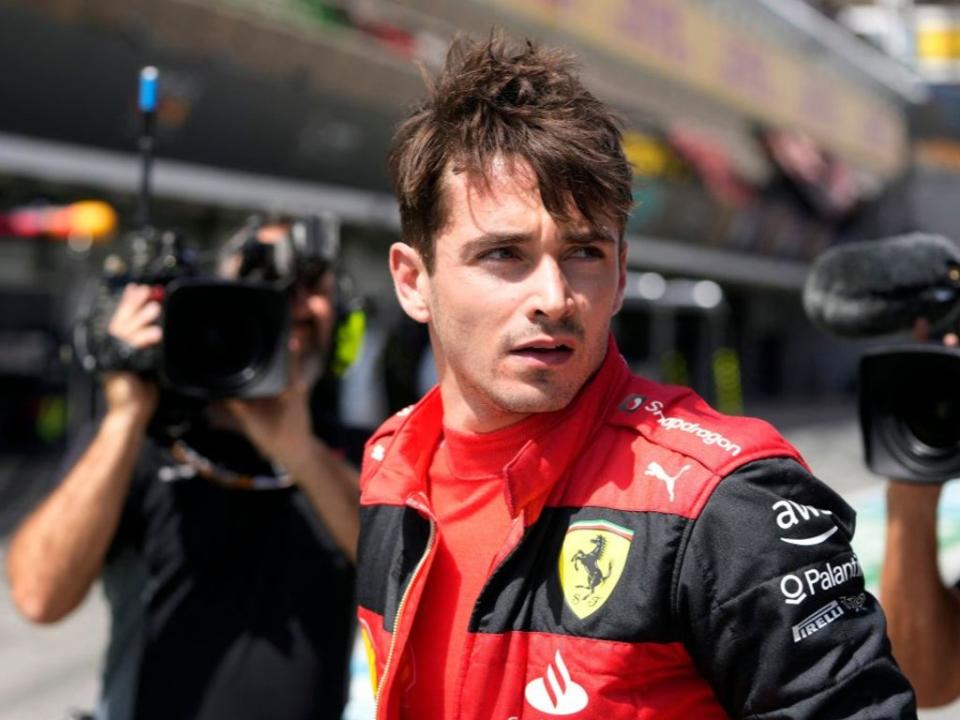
[779,554,863,605]
[642,400,742,456]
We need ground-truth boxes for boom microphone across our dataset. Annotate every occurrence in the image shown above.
[803,233,960,337]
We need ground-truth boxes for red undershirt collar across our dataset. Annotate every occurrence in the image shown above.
[441,410,559,481]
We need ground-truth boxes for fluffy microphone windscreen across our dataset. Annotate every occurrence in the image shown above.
[803,233,960,337]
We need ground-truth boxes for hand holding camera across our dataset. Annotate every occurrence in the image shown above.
[101,283,161,424]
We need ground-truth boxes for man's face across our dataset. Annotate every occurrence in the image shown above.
[391,157,626,432]
[222,224,336,388]
[288,270,336,387]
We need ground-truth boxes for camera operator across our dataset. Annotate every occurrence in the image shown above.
[5,219,362,720]
[882,319,960,708]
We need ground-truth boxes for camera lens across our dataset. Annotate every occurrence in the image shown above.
[181,308,266,384]
[890,355,960,457]
[162,281,288,398]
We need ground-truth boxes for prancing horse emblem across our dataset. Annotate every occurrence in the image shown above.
[571,535,612,595]
[558,519,634,620]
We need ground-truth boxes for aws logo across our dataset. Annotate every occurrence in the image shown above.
[773,499,838,546]
[558,519,634,620]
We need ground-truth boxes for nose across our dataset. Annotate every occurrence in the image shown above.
[528,256,574,322]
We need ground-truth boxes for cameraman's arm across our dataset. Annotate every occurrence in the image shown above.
[882,481,960,706]
[225,385,359,563]
[275,437,359,563]
[6,284,161,623]
[6,394,151,623]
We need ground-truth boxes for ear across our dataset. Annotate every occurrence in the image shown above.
[612,238,628,316]
[389,242,432,323]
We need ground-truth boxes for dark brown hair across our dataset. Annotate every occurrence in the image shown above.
[389,32,634,272]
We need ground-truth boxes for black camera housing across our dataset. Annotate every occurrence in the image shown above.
[161,279,289,399]
[859,344,960,482]
[80,278,290,400]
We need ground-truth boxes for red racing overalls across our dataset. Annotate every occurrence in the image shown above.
[357,338,915,719]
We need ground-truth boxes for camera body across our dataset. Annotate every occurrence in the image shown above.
[860,345,960,482]
[75,216,338,402]
[804,233,960,483]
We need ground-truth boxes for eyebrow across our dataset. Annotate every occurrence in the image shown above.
[459,233,531,261]
[460,229,615,261]
[563,229,616,246]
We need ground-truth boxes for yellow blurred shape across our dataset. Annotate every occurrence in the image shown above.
[623,132,673,177]
[917,28,960,60]
[56,200,118,241]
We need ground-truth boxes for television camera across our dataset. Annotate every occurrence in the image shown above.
[73,67,340,421]
[804,233,960,482]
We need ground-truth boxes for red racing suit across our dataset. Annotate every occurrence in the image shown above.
[356,339,915,719]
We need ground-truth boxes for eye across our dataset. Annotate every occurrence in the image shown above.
[479,246,521,261]
[568,245,606,260]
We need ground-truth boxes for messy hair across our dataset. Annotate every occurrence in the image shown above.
[389,31,634,272]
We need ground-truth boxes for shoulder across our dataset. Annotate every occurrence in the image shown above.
[363,404,415,462]
[359,398,427,494]
[563,376,809,518]
[605,376,806,479]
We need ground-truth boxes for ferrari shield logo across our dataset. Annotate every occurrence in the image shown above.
[558,519,634,619]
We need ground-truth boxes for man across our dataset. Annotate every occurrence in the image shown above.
[882,323,960,708]
[355,34,916,719]
[7,219,361,719]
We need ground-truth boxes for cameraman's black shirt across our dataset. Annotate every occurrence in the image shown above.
[92,423,366,720]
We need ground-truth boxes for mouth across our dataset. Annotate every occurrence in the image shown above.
[509,339,576,366]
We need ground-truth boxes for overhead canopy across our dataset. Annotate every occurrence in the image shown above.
[0,131,399,229]
[475,0,917,181]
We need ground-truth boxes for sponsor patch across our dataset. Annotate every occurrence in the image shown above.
[641,399,742,456]
[619,394,646,413]
[525,651,589,715]
[558,519,634,620]
[772,499,837,546]
[644,461,690,502]
[792,600,845,643]
[839,593,868,613]
[779,553,863,605]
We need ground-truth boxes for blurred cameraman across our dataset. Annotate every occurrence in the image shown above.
[882,319,960,708]
[5,218,362,720]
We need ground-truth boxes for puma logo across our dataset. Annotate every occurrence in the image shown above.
[644,461,690,502]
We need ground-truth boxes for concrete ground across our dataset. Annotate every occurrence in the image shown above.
[3,400,960,719]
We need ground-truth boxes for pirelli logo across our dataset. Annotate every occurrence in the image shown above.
[791,600,845,643]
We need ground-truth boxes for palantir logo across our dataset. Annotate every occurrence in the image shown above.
[525,651,588,715]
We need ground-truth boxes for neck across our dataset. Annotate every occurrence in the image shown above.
[437,378,533,434]
[442,403,532,434]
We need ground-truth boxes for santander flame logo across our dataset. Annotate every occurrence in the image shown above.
[524,650,588,715]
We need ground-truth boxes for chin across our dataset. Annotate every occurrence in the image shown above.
[299,350,325,388]
[493,383,581,415]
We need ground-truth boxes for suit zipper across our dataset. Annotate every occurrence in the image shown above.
[375,515,436,720]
